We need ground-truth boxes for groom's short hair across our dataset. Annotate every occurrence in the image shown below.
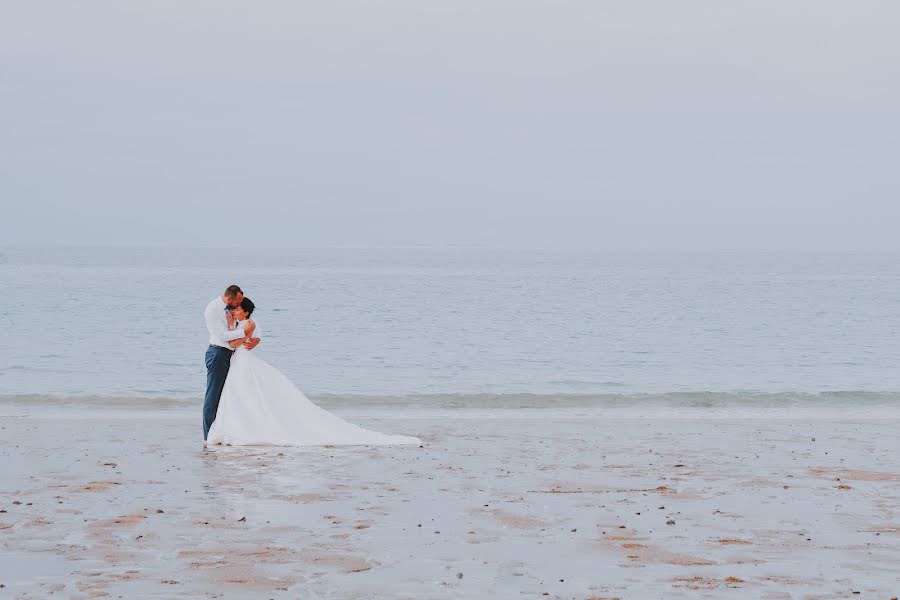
[224,285,243,299]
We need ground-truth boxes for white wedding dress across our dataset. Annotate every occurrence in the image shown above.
[207,321,420,447]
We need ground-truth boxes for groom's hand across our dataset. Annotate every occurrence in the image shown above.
[243,337,261,351]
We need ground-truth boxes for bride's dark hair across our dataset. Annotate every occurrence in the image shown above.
[240,297,255,317]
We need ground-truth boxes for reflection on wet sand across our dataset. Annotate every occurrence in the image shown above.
[1,408,899,598]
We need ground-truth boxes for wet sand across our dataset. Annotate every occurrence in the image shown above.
[1,405,899,598]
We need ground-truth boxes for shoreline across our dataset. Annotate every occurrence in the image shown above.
[3,392,900,422]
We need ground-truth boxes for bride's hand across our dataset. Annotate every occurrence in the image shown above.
[226,310,236,330]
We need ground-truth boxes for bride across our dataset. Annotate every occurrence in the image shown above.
[206,297,421,447]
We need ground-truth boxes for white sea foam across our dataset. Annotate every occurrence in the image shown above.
[3,391,899,420]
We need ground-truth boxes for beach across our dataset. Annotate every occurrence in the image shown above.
[6,0,900,593]
[2,403,899,599]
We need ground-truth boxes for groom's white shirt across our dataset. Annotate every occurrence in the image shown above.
[205,297,247,349]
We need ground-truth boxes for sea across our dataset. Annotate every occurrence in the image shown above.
[5,245,900,414]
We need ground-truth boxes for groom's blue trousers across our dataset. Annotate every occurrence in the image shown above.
[203,345,234,440]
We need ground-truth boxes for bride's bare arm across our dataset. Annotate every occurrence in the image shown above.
[242,320,260,350]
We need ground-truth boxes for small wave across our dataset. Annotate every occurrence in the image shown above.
[317,390,900,409]
[0,394,196,409]
[2,391,899,410]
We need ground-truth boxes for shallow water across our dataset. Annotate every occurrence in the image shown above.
[6,245,900,404]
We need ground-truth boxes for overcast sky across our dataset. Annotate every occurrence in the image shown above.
[2,1,898,250]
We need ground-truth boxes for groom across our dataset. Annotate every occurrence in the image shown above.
[203,284,260,441]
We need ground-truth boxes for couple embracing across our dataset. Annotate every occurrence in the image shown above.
[202,285,420,447]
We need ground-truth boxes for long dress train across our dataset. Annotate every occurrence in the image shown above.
[207,322,420,447]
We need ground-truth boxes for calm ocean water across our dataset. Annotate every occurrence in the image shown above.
[5,245,900,408]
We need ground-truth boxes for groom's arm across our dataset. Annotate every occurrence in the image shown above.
[228,336,248,349]
[205,302,246,344]
[227,335,259,349]
[227,322,258,349]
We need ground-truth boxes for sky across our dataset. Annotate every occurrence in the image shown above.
[2,1,898,250]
